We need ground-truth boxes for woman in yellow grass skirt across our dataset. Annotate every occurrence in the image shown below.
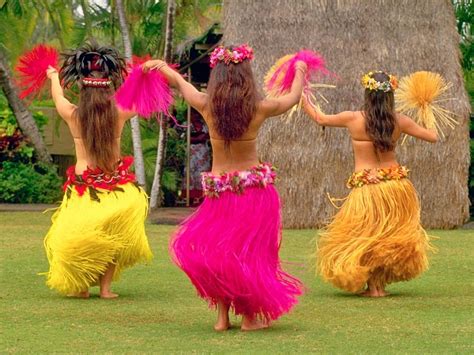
[42,41,152,298]
[303,71,437,297]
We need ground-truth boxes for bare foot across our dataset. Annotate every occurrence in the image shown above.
[359,288,390,297]
[67,291,90,298]
[359,288,379,297]
[241,317,269,331]
[214,320,231,332]
[100,291,119,299]
[376,289,390,297]
[214,300,231,331]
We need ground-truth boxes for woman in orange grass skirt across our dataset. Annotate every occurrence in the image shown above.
[303,71,436,297]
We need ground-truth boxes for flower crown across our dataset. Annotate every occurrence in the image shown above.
[209,44,254,68]
[361,71,398,92]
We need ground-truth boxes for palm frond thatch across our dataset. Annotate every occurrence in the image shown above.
[223,0,471,228]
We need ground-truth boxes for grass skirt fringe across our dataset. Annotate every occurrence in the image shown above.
[317,178,433,293]
[43,182,152,294]
[170,185,302,321]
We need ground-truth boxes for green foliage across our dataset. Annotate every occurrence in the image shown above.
[0,161,62,203]
[453,0,474,71]
[121,117,186,205]
[0,93,61,203]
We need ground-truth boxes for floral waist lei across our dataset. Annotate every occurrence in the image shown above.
[64,156,137,200]
[347,165,409,188]
[202,163,276,198]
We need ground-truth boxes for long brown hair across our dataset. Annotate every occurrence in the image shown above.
[362,71,396,152]
[60,41,126,172]
[74,76,118,172]
[207,52,260,146]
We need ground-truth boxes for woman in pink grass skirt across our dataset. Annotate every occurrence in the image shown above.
[144,44,306,331]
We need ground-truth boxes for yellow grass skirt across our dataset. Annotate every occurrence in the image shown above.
[43,182,152,294]
[317,177,433,293]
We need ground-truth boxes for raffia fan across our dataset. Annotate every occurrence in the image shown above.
[15,44,59,99]
[264,50,335,119]
[395,71,458,141]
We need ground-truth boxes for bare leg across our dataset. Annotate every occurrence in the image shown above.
[214,300,231,331]
[100,264,118,299]
[241,315,269,331]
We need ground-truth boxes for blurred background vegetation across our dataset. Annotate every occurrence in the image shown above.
[0,0,472,213]
[0,0,221,204]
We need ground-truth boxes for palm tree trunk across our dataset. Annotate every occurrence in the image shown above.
[150,0,176,210]
[116,0,147,187]
[0,50,51,164]
[79,0,92,39]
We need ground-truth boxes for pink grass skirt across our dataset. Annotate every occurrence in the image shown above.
[170,163,302,321]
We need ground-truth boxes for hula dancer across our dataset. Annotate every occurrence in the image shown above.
[143,44,306,330]
[43,41,152,298]
[303,70,437,297]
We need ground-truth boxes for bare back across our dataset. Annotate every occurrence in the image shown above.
[347,111,401,171]
[63,107,131,174]
[201,102,268,174]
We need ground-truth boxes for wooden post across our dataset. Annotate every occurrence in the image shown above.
[185,67,192,207]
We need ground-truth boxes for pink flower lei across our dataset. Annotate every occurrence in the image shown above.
[209,44,254,68]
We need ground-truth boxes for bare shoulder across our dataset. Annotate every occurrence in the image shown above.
[340,110,359,124]
[56,101,77,123]
[395,112,412,126]
[117,108,136,122]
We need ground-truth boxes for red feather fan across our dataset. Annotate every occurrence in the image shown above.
[15,44,59,99]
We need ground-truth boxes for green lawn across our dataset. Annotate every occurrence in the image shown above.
[1,212,473,354]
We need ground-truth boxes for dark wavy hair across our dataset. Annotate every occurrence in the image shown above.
[59,40,126,172]
[362,71,397,152]
[207,48,260,146]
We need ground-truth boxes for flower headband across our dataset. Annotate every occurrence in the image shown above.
[209,44,254,68]
[361,71,398,92]
[82,77,112,88]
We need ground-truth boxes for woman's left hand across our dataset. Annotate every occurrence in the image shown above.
[46,65,58,79]
[142,60,166,73]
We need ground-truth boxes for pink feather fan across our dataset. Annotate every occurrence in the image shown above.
[115,60,173,119]
[15,44,59,99]
[264,50,335,117]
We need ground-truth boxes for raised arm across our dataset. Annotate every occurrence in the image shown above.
[46,66,76,121]
[302,96,353,127]
[142,59,207,113]
[259,61,307,118]
[397,113,438,143]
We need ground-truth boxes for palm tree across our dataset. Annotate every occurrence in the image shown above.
[116,0,147,187]
[223,0,471,228]
[149,0,176,209]
[0,50,51,163]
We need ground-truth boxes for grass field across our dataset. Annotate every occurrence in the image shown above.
[1,211,473,353]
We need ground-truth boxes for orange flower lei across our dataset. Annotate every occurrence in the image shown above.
[347,165,409,188]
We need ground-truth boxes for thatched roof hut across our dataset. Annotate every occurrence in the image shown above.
[223,0,471,228]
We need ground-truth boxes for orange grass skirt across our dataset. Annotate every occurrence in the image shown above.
[317,177,434,292]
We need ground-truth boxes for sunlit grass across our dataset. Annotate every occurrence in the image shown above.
[1,212,472,353]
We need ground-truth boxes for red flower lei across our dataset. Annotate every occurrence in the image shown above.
[63,156,136,197]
